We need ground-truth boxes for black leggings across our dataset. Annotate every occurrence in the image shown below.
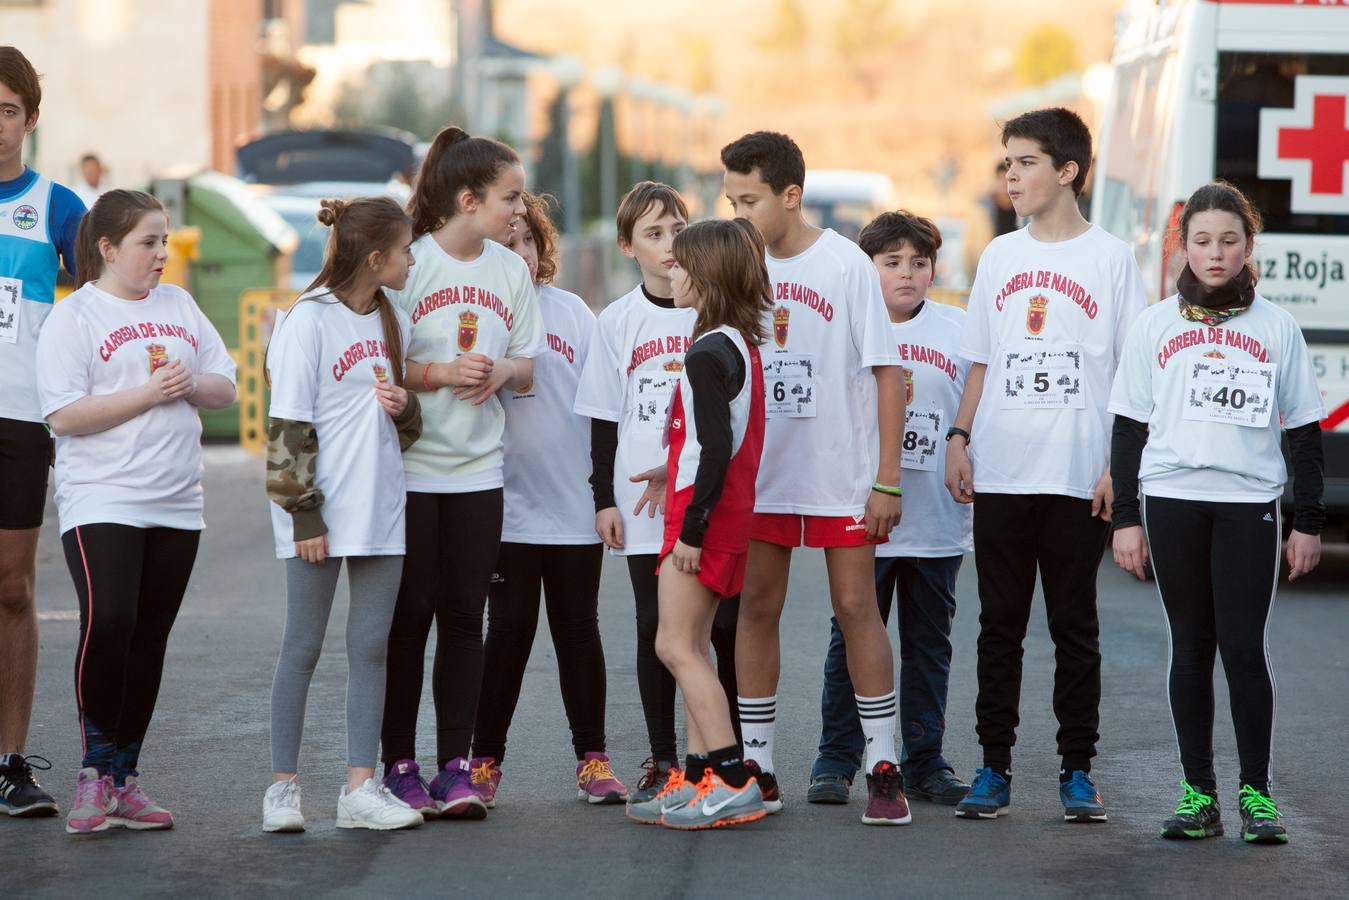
[628,554,740,763]
[61,524,200,783]
[1142,495,1281,792]
[382,489,502,769]
[473,542,606,763]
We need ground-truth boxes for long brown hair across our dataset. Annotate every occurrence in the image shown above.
[515,192,560,285]
[292,196,411,387]
[671,218,773,344]
[74,190,166,288]
[1177,180,1263,282]
[408,126,519,237]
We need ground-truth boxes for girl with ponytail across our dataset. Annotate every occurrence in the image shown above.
[35,190,237,834]
[377,126,545,820]
[262,196,424,833]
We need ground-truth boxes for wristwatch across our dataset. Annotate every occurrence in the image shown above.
[945,426,971,445]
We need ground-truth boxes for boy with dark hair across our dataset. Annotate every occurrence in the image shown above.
[944,107,1145,822]
[722,131,911,826]
[0,45,84,819]
[807,211,973,808]
[573,181,741,807]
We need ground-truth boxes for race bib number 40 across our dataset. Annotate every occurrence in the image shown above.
[1183,359,1276,428]
[0,277,20,345]
[998,345,1085,410]
[902,404,943,471]
[764,353,816,419]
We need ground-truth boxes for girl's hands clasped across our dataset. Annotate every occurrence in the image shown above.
[147,359,195,404]
[375,381,408,417]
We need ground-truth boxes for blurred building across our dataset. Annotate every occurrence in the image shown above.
[6,1,300,186]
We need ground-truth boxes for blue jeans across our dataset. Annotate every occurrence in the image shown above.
[810,554,961,785]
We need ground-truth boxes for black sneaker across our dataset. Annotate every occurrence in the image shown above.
[907,769,972,806]
[806,772,851,805]
[1238,784,1288,844]
[1160,780,1222,839]
[629,759,677,805]
[744,760,783,813]
[0,753,59,817]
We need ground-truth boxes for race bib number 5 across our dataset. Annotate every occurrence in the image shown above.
[998,345,1085,410]
[1183,359,1276,428]
[764,353,816,419]
[0,277,20,345]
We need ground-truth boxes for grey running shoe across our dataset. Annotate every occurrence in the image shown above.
[626,768,697,825]
[661,774,768,831]
[628,759,678,805]
[908,769,971,806]
[806,772,851,804]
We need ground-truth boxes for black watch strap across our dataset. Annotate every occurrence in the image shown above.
[946,426,971,444]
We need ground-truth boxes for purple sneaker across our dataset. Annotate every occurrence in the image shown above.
[109,776,174,830]
[428,757,487,820]
[65,767,116,835]
[576,752,627,805]
[382,759,439,820]
[470,757,501,809]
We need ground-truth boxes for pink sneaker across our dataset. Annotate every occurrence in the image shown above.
[65,767,116,834]
[110,776,175,830]
[470,757,501,809]
[576,752,628,805]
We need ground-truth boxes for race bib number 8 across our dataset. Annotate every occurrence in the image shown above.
[764,353,816,419]
[998,345,1085,410]
[0,277,20,345]
[902,404,944,472]
[1183,359,1276,429]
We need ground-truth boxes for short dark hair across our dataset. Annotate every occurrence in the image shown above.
[858,211,942,267]
[1001,107,1092,196]
[615,181,687,245]
[720,131,805,195]
[0,46,41,119]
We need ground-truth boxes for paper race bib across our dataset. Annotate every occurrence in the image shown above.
[631,370,680,435]
[1183,358,1276,428]
[764,353,816,419]
[998,345,1085,410]
[0,277,20,345]
[902,403,943,472]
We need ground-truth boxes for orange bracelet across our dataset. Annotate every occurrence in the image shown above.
[421,363,433,392]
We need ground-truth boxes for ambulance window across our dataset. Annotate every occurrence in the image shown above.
[1215,52,1349,235]
[1097,52,1172,253]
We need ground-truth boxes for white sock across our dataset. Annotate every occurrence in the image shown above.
[856,691,898,771]
[738,695,777,772]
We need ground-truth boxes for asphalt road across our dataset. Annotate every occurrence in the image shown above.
[7,447,1348,899]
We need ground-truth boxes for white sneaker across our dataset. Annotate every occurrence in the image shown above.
[336,778,424,830]
[262,777,305,833]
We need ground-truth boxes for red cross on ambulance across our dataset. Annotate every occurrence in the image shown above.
[1258,75,1349,216]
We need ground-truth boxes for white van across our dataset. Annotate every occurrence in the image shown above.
[1092,0,1349,527]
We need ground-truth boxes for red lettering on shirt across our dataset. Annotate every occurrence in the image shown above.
[774,281,835,322]
[410,284,516,329]
[993,269,1097,319]
[897,343,959,381]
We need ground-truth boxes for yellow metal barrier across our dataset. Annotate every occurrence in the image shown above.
[238,288,295,455]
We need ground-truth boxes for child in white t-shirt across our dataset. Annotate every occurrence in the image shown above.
[377,126,544,821]
[470,192,628,806]
[807,212,973,810]
[263,196,423,834]
[1108,182,1324,845]
[36,191,236,835]
[945,108,1146,823]
[573,182,741,803]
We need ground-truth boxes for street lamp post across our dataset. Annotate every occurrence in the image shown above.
[550,54,585,235]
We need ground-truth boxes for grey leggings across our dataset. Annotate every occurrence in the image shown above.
[270,555,403,772]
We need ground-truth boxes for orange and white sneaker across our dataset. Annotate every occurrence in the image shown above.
[661,771,768,830]
[576,752,627,805]
[625,766,693,824]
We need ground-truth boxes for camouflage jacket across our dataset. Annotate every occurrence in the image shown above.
[265,393,422,541]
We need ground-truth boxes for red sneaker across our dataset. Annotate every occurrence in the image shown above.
[863,761,912,825]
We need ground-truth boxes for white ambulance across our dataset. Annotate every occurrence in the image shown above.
[1092,0,1349,527]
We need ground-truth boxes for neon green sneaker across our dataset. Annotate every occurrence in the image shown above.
[1238,784,1288,844]
[1160,780,1222,839]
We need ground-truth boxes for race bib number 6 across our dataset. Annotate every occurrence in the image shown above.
[764,353,816,419]
[1183,359,1276,428]
[998,345,1085,410]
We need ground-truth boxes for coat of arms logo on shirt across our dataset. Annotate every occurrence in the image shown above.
[146,343,169,373]
[903,367,914,405]
[12,204,38,230]
[457,310,479,352]
[663,359,683,373]
[372,364,389,383]
[1026,294,1048,336]
[1204,350,1225,360]
[773,305,790,349]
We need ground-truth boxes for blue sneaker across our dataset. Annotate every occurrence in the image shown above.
[955,767,1010,819]
[1060,770,1108,823]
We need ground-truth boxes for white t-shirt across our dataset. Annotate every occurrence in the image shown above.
[35,282,237,533]
[573,284,695,555]
[960,224,1146,499]
[883,301,973,558]
[387,235,545,492]
[1108,294,1324,503]
[266,293,412,558]
[756,228,902,515]
[501,284,598,545]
